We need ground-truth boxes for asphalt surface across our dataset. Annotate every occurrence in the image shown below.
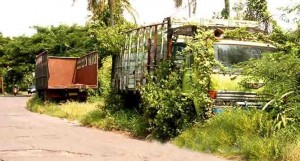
[0,97,229,161]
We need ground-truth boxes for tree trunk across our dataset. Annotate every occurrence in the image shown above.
[108,0,114,26]
[225,0,230,18]
[188,0,191,18]
[1,76,4,94]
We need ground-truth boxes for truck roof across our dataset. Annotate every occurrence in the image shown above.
[215,40,276,48]
[171,17,260,29]
[123,17,263,35]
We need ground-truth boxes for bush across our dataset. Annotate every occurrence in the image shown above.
[140,61,196,141]
[241,53,300,131]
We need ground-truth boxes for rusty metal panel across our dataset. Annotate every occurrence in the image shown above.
[75,52,98,88]
[36,51,98,91]
[48,58,77,88]
[35,51,49,90]
[113,20,170,92]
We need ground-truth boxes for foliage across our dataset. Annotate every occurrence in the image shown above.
[244,0,269,21]
[0,34,10,74]
[31,25,98,57]
[244,0,271,33]
[173,109,290,161]
[98,56,112,96]
[139,27,274,141]
[86,56,112,103]
[87,22,134,64]
[225,0,271,32]
[173,0,197,17]
[140,60,196,141]
[221,0,230,19]
[73,0,136,26]
[184,28,218,118]
[241,52,300,131]
[280,1,300,23]
[172,21,300,160]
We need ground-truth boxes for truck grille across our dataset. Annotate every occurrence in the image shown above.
[214,91,267,107]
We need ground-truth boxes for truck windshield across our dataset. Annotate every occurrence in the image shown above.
[214,44,275,67]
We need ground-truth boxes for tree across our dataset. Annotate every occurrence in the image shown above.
[73,0,136,26]
[173,0,230,19]
[173,0,197,18]
[0,34,10,93]
[281,1,300,25]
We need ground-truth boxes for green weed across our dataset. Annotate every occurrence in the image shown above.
[80,108,148,137]
[173,108,296,160]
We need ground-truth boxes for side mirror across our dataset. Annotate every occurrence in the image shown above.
[214,28,224,39]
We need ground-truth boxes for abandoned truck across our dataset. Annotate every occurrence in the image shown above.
[111,17,276,114]
[35,51,98,101]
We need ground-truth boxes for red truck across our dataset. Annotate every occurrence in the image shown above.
[35,51,98,101]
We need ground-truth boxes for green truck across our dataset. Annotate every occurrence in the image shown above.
[111,17,275,113]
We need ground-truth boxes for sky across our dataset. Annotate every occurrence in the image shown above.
[0,0,88,37]
[0,0,297,37]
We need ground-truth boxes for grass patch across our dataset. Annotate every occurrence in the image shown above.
[27,96,149,138]
[81,109,148,137]
[173,108,298,160]
[26,96,97,120]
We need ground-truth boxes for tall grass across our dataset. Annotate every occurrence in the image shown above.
[80,108,149,137]
[173,108,296,160]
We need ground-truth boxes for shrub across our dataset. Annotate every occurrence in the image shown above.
[140,61,196,141]
[241,53,300,131]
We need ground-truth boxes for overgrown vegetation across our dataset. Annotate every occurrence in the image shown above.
[174,108,300,161]
[172,26,300,160]
[140,61,196,141]
[139,28,218,141]
[242,52,300,131]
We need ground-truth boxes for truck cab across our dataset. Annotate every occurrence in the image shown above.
[179,39,276,113]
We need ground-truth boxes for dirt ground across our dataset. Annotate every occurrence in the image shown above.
[0,97,228,161]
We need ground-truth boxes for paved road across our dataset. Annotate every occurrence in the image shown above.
[0,97,228,161]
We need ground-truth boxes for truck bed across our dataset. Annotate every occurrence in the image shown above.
[35,51,98,100]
